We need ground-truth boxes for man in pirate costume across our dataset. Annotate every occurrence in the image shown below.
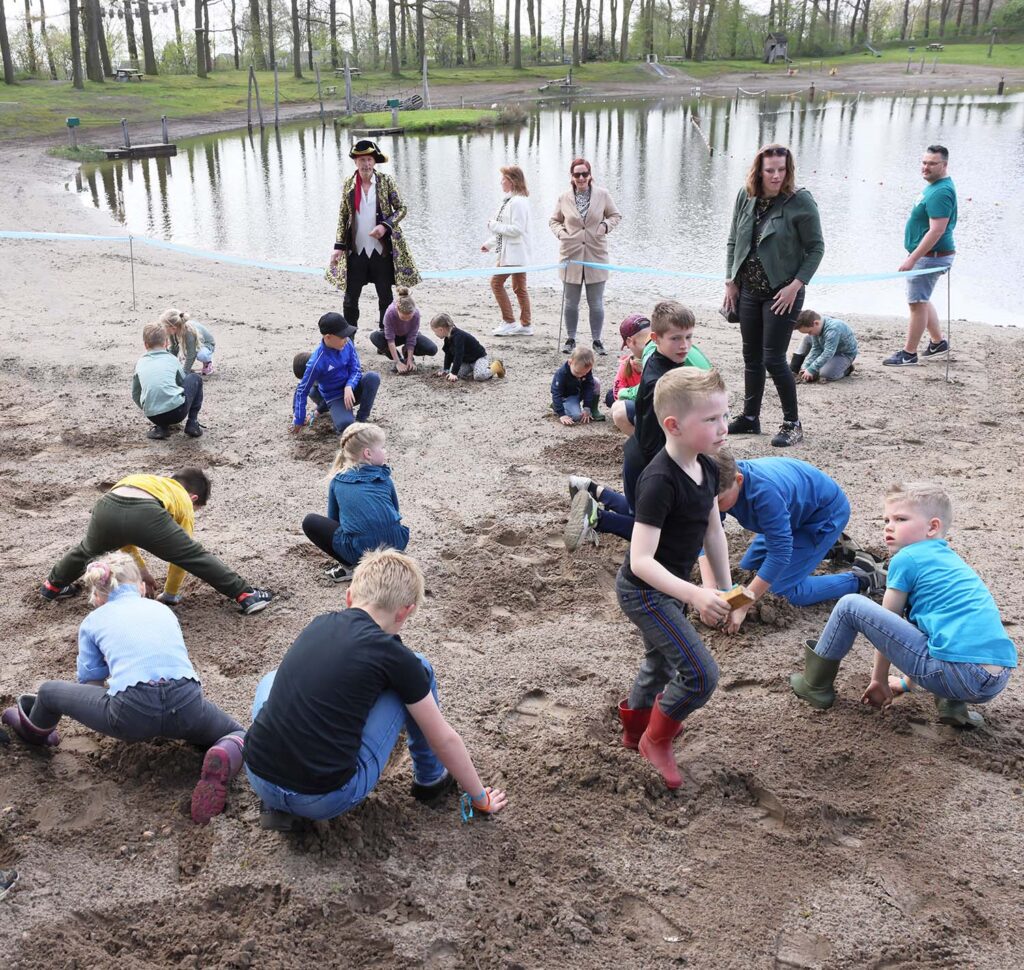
[326,140,421,330]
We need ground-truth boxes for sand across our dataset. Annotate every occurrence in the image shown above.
[1,95,1023,970]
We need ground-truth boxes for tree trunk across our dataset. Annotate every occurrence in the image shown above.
[618,0,632,60]
[196,0,207,75]
[205,0,214,71]
[939,0,952,36]
[39,0,57,78]
[416,0,424,64]
[400,0,407,66]
[292,0,303,76]
[389,0,400,74]
[139,2,158,73]
[307,0,314,69]
[561,0,567,61]
[514,0,522,67]
[327,0,337,66]
[23,0,37,75]
[173,3,183,47]
[571,0,581,65]
[610,0,617,55]
[369,0,380,68]
[796,0,808,50]
[267,0,277,67]
[0,0,14,85]
[83,0,103,82]
[537,0,542,58]
[465,0,476,61]
[899,0,910,38]
[123,0,139,66]
[98,2,113,76]
[249,0,268,68]
[350,0,359,62]
[582,0,591,60]
[457,0,465,63]
[954,0,966,31]
[526,0,538,61]
[695,0,715,57]
[231,0,240,67]
[598,0,604,56]
[684,0,696,58]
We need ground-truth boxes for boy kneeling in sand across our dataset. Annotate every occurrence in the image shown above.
[791,482,1017,728]
[132,321,205,441]
[243,549,507,829]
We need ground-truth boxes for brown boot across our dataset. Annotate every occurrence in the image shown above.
[617,698,652,750]
[191,733,245,825]
[637,696,684,789]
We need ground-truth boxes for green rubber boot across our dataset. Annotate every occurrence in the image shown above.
[789,640,840,710]
[935,697,985,730]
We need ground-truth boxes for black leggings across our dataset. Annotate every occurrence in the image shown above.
[738,286,803,424]
[302,513,351,565]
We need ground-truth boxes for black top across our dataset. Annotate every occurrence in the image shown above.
[624,349,681,472]
[550,361,599,415]
[620,450,719,589]
[443,327,487,374]
[243,609,431,794]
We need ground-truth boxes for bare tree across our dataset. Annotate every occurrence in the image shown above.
[350,0,359,62]
[618,0,633,60]
[307,0,314,70]
[526,0,538,60]
[369,0,380,68]
[249,0,268,67]
[139,1,158,74]
[23,0,37,74]
[83,0,103,82]
[122,0,139,66]
[196,0,208,75]
[416,0,424,64]
[513,0,522,67]
[582,0,591,60]
[266,0,277,66]
[173,0,183,47]
[572,0,581,64]
[291,0,302,76]
[39,0,57,78]
[389,0,399,74]
[695,0,716,58]
[0,0,14,84]
[230,0,240,67]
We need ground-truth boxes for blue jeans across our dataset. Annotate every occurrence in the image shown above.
[314,372,381,434]
[244,655,445,821]
[814,594,1012,703]
[616,570,720,720]
[739,496,857,606]
[906,255,954,304]
[560,378,601,423]
[595,486,634,541]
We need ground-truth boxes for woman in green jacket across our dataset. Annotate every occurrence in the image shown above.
[722,144,824,448]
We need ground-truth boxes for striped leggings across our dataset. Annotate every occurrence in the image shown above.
[616,569,720,720]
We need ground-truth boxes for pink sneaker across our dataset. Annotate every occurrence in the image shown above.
[191,734,244,824]
[201,361,214,376]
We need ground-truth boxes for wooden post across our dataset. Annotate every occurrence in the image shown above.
[247,65,254,132]
[344,54,353,116]
[273,63,280,128]
[315,62,325,125]
[988,29,996,58]
[121,119,131,148]
[252,70,265,130]
[422,53,430,109]
[161,115,169,144]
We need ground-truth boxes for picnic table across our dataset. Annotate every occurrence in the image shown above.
[114,67,144,82]
[926,43,944,52]
[334,67,362,78]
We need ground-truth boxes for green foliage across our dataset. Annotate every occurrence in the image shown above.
[47,145,108,162]
[346,107,508,132]
[994,0,1024,33]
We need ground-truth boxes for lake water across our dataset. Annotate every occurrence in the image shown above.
[69,92,1024,325]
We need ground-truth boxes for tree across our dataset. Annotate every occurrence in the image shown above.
[267,0,276,67]
[307,0,314,70]
[39,0,57,78]
[124,0,140,66]
[230,0,240,67]
[388,0,399,73]
[526,0,538,60]
[291,0,302,76]
[513,0,522,66]
[68,0,83,87]
[350,0,359,63]
[250,0,268,68]
[139,1,158,74]
[0,0,14,84]
[572,0,581,64]
[618,0,633,60]
[196,0,207,75]
[83,0,104,82]
[328,0,337,66]
[369,0,380,68]
[24,0,38,74]
[173,0,183,47]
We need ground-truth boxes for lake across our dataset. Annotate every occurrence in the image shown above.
[69,92,1024,325]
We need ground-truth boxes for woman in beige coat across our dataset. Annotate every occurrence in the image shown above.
[549,158,622,355]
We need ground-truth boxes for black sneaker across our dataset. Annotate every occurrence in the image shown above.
[40,580,81,601]
[883,349,918,367]
[147,425,171,440]
[259,803,299,831]
[236,588,273,615]
[920,339,949,359]
[410,770,456,803]
[727,415,761,435]
[771,420,803,447]
[184,420,203,438]
[562,338,576,355]
[324,562,354,583]
[593,340,607,356]
[843,363,855,378]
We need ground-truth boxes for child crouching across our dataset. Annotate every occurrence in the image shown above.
[429,313,504,382]
[790,309,858,383]
[301,423,409,583]
[552,346,603,425]
[161,308,217,376]
[4,553,246,825]
[791,482,1017,729]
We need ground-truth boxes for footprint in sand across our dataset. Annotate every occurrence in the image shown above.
[504,689,574,732]
[614,893,690,943]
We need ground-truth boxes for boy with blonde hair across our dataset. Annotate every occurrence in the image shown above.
[551,345,602,425]
[243,549,508,829]
[132,321,204,440]
[615,368,740,789]
[791,482,1017,729]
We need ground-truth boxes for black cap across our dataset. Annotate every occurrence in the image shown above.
[318,312,357,339]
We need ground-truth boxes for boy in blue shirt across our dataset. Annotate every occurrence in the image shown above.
[291,312,381,435]
[705,453,884,632]
[791,482,1017,728]
[790,309,858,382]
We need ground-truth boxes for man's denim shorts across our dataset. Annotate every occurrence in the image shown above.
[906,254,954,304]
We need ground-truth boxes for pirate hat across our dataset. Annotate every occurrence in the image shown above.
[349,139,388,163]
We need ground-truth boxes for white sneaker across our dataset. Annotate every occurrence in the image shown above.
[568,475,594,500]
[564,491,599,552]
[513,325,534,336]
[492,322,520,336]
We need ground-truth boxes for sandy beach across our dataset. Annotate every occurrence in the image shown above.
[1,93,1023,970]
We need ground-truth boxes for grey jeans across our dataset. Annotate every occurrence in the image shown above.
[30,677,242,745]
[796,335,855,381]
[563,280,606,341]
[458,357,493,382]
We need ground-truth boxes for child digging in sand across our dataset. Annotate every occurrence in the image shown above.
[790,309,858,383]
[243,549,508,830]
[5,553,246,825]
[428,313,504,382]
[615,368,741,789]
[551,345,603,425]
[301,423,410,583]
[161,308,217,376]
[132,321,204,441]
[790,482,1017,729]
[368,287,439,373]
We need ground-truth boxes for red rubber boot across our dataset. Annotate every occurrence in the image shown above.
[617,698,652,750]
[191,734,245,825]
[1,695,60,747]
[637,697,684,790]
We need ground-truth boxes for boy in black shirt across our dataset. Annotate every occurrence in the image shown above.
[243,549,507,828]
[616,368,742,790]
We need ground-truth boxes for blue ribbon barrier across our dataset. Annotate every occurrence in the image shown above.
[0,230,945,283]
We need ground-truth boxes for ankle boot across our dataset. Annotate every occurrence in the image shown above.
[637,696,685,789]
[789,640,840,710]
[789,352,807,374]
[935,697,985,730]
[1,695,60,747]
[191,733,245,825]
[617,698,652,750]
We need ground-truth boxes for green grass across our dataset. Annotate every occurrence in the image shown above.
[46,145,108,162]
[348,107,511,132]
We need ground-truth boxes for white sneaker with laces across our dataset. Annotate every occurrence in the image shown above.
[493,322,520,336]
[568,475,594,500]
[513,325,534,336]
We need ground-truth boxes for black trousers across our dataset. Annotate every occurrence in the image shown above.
[344,250,395,330]
[150,373,203,428]
[367,330,438,359]
[738,286,803,424]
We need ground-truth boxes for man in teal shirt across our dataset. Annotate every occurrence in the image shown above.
[884,145,957,367]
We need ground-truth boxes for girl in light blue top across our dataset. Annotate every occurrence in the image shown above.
[162,307,217,375]
[1,552,246,825]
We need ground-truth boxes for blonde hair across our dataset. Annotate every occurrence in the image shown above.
[429,312,454,334]
[349,548,425,613]
[653,367,727,426]
[745,143,797,199]
[500,165,529,197]
[570,346,595,369]
[394,287,416,316]
[143,322,169,349]
[82,552,142,604]
[330,422,386,476]
[159,308,197,362]
[885,482,953,532]
[711,447,738,494]
[650,301,695,336]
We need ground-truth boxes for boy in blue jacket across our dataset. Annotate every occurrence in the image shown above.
[790,310,858,382]
[551,346,602,425]
[703,452,885,632]
[291,312,381,435]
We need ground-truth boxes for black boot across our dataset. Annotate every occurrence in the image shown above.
[789,352,807,374]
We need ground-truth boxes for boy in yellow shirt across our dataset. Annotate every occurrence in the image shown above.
[41,469,272,615]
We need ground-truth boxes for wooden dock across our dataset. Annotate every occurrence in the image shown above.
[350,126,404,136]
[103,144,177,160]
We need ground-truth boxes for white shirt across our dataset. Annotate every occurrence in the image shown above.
[353,177,384,257]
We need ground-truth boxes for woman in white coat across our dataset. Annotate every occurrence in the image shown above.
[483,166,533,337]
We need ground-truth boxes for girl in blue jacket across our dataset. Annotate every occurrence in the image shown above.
[301,423,410,582]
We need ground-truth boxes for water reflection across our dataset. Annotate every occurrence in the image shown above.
[68,93,1024,324]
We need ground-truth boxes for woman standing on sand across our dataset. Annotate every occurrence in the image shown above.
[549,158,622,357]
[483,165,533,338]
[723,143,824,449]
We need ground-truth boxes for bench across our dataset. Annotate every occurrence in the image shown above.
[926,43,944,52]
[114,67,144,82]
[334,67,362,78]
